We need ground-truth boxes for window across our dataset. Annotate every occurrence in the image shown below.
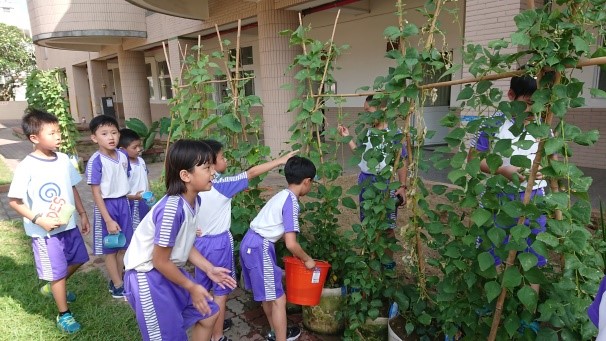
[157,61,172,100]
[423,51,452,107]
[233,70,255,97]
[228,46,253,66]
[146,63,154,100]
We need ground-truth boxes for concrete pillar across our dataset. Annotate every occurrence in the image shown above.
[87,60,110,116]
[70,65,92,123]
[117,46,152,126]
[257,0,300,155]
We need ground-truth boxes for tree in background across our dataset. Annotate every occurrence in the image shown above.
[0,23,36,101]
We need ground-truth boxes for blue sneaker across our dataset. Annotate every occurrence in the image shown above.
[40,283,76,303]
[111,284,125,299]
[56,312,81,333]
[108,280,114,293]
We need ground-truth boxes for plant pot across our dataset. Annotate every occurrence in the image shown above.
[388,315,405,341]
[358,316,389,341]
[302,286,346,335]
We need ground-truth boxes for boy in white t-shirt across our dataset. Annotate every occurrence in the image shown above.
[8,109,90,333]
[123,139,236,341]
[193,139,297,341]
[240,156,316,341]
[118,128,150,230]
[86,115,132,299]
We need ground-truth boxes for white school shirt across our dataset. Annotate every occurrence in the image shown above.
[250,189,299,243]
[128,156,149,195]
[86,150,130,198]
[358,128,407,175]
[8,153,81,237]
[124,195,200,272]
[196,172,248,236]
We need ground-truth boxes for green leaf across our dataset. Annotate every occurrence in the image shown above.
[402,23,419,38]
[511,32,530,45]
[536,232,559,247]
[418,313,432,325]
[544,138,564,155]
[573,130,599,146]
[502,267,522,289]
[487,227,506,246]
[572,36,590,53]
[517,286,538,312]
[510,155,531,169]
[383,26,401,41]
[485,281,501,302]
[486,154,503,174]
[457,85,474,100]
[471,208,492,227]
[591,88,606,99]
[341,196,357,210]
[478,252,495,271]
[310,110,324,124]
[518,253,537,271]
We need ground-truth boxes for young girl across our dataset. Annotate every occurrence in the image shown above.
[123,139,237,340]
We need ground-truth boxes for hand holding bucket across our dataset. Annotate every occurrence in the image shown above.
[141,191,156,206]
[103,232,126,248]
[283,256,331,306]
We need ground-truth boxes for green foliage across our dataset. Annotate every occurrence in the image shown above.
[125,117,171,151]
[0,23,35,101]
[283,24,354,291]
[25,69,80,162]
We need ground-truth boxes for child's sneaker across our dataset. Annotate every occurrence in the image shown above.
[266,326,301,341]
[40,283,76,303]
[111,285,125,299]
[56,312,81,333]
[108,280,114,293]
[214,336,233,341]
[223,318,233,332]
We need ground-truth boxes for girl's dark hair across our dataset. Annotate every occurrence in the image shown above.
[89,115,119,134]
[22,109,58,142]
[200,139,223,155]
[285,156,316,185]
[118,128,141,149]
[510,74,537,98]
[165,140,215,195]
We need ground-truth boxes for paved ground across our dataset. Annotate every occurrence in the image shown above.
[1,118,605,340]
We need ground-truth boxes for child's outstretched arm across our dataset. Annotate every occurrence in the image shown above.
[338,125,357,152]
[188,248,237,289]
[72,187,90,235]
[153,245,215,315]
[246,150,299,179]
[284,232,316,269]
[91,185,121,234]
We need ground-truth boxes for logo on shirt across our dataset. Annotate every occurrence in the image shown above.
[39,183,61,203]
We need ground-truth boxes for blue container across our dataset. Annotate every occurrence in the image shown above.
[103,232,126,248]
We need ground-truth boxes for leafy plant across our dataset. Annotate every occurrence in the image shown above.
[0,23,35,101]
[125,117,171,151]
[25,69,80,162]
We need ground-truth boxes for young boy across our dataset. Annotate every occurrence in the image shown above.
[86,115,133,298]
[469,74,548,269]
[123,139,237,341]
[8,109,90,333]
[118,128,150,230]
[193,139,297,341]
[338,95,408,267]
[240,156,317,341]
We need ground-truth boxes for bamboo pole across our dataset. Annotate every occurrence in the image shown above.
[162,41,176,160]
[487,70,562,341]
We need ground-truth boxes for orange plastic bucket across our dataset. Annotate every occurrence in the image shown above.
[283,256,331,306]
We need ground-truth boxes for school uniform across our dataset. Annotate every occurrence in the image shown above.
[86,150,133,255]
[127,154,150,230]
[8,152,89,281]
[193,172,248,296]
[123,195,219,341]
[240,189,299,302]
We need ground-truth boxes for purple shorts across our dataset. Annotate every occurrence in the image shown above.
[487,188,547,267]
[93,197,133,255]
[193,231,236,296]
[240,230,284,302]
[130,199,150,231]
[32,227,89,281]
[124,268,219,341]
[358,172,397,229]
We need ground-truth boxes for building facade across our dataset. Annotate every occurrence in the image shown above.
[26,0,606,168]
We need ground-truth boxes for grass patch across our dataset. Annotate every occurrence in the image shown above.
[0,155,12,185]
[0,220,140,340]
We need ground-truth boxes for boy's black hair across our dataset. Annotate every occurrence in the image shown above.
[22,108,59,142]
[89,115,119,134]
[165,139,216,196]
[118,128,141,149]
[284,156,316,185]
[365,94,387,108]
[200,139,223,155]
[510,74,537,98]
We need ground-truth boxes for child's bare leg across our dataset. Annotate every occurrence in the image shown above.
[211,295,228,340]
[105,253,123,287]
[66,264,82,279]
[50,278,68,312]
[262,300,274,331]
[116,250,125,280]
[263,295,287,341]
[191,315,217,341]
